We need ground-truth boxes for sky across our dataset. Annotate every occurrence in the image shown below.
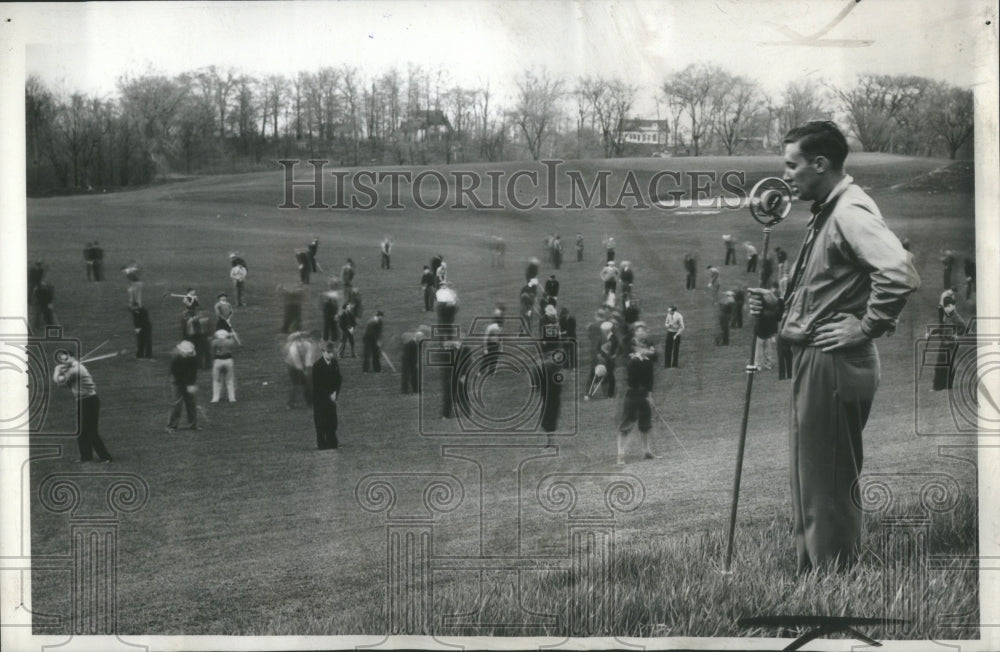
[10,0,996,118]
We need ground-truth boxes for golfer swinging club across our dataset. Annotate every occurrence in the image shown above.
[747,121,919,572]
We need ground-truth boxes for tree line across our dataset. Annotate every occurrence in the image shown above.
[25,62,974,195]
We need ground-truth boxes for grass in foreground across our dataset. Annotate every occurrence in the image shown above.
[412,492,977,640]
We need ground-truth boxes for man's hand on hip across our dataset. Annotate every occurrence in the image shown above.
[813,313,870,352]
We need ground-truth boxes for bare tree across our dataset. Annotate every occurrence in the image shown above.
[577,77,637,158]
[775,80,828,140]
[831,74,926,152]
[924,83,973,159]
[474,81,506,162]
[662,63,722,156]
[710,73,762,155]
[511,69,564,160]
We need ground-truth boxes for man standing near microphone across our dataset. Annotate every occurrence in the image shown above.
[748,121,919,572]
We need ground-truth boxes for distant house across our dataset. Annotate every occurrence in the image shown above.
[399,109,453,142]
[621,119,669,147]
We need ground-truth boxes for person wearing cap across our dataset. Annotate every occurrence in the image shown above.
[284,331,315,408]
[575,233,584,262]
[482,321,503,376]
[210,329,239,403]
[312,340,343,450]
[748,121,920,572]
[421,265,436,311]
[229,254,248,307]
[436,261,448,287]
[337,303,357,358]
[214,293,234,332]
[400,330,424,394]
[617,335,658,465]
[53,353,112,462]
[167,340,201,432]
[663,305,684,368]
[604,235,616,262]
[362,311,385,373]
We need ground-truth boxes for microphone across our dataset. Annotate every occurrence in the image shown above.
[748,177,793,225]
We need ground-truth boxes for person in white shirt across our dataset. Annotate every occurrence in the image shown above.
[210,329,239,403]
[53,354,112,462]
[230,260,247,307]
[663,305,685,368]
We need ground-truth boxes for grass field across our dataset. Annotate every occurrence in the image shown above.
[25,153,978,639]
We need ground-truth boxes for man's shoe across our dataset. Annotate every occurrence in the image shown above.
[616,455,626,466]
[166,427,177,434]
[644,452,660,460]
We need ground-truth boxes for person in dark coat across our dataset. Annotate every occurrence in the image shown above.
[131,306,153,359]
[716,291,734,345]
[312,340,343,449]
[538,356,564,448]
[167,340,200,431]
[308,237,320,273]
[92,241,105,281]
[544,274,560,306]
[559,307,577,369]
[617,334,658,465]
[684,253,697,290]
[362,311,384,373]
[279,283,305,334]
[296,250,311,284]
[400,330,424,394]
[338,303,357,358]
[731,286,745,329]
[421,266,436,311]
[321,287,341,344]
[964,257,976,301]
[932,295,968,391]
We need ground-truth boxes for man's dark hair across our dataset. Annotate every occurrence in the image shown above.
[783,121,849,171]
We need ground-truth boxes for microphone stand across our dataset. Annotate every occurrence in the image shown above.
[723,178,792,573]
